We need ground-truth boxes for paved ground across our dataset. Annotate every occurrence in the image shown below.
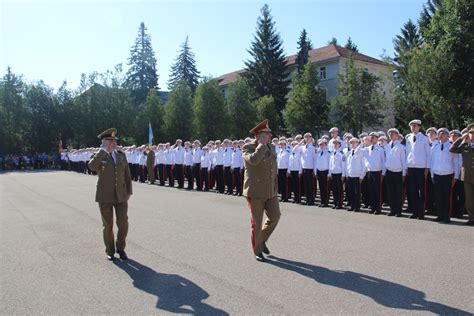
[1,171,473,315]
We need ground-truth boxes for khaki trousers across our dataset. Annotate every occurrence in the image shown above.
[465,182,474,221]
[246,196,281,255]
[99,202,128,255]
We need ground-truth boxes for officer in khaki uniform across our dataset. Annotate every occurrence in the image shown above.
[450,123,474,226]
[242,119,281,262]
[146,145,156,184]
[88,128,133,260]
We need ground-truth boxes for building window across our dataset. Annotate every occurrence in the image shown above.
[319,67,326,80]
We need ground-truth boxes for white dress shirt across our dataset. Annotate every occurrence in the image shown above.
[385,141,407,176]
[430,141,461,179]
[406,132,431,168]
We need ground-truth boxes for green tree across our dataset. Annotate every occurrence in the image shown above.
[418,0,442,37]
[253,95,280,134]
[331,56,384,134]
[168,36,201,93]
[125,22,159,105]
[134,89,165,145]
[244,4,289,127]
[285,63,328,136]
[192,78,227,141]
[226,78,257,139]
[295,29,313,73]
[344,37,359,52]
[164,80,194,141]
[327,37,338,45]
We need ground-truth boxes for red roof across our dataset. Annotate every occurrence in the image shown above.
[217,44,386,86]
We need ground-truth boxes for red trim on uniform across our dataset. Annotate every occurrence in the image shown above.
[246,198,256,253]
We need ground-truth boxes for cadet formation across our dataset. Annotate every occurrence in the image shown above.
[61,120,474,261]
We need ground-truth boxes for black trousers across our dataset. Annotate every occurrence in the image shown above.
[214,165,224,193]
[175,164,184,188]
[289,171,301,203]
[185,165,193,189]
[331,173,343,207]
[361,175,369,208]
[233,167,242,194]
[139,166,147,182]
[347,177,361,211]
[278,169,288,201]
[192,163,202,190]
[433,174,453,221]
[132,164,139,181]
[452,180,465,218]
[224,166,232,193]
[201,167,209,191]
[317,170,329,206]
[303,169,315,205]
[406,167,426,218]
[425,169,436,215]
[165,164,174,187]
[385,170,403,215]
[158,164,165,185]
[367,171,382,212]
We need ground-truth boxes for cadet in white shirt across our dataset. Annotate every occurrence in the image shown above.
[449,130,465,219]
[277,139,290,202]
[385,128,406,217]
[173,139,185,189]
[288,140,302,203]
[156,144,166,186]
[328,127,345,152]
[212,140,225,193]
[200,145,212,191]
[365,132,386,214]
[231,140,243,196]
[184,141,194,190]
[223,139,233,195]
[299,133,317,206]
[164,143,175,187]
[405,119,431,219]
[346,138,366,212]
[431,128,461,223]
[316,140,331,207]
[329,139,346,209]
[192,140,203,191]
[425,127,439,216]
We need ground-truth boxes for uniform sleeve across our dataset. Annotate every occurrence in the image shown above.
[401,147,407,177]
[453,153,461,180]
[381,149,386,176]
[425,138,432,169]
[243,143,267,166]
[87,149,108,172]
[124,155,133,195]
[430,147,435,178]
[342,155,347,177]
[449,138,465,153]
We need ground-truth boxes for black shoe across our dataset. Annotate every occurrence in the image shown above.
[332,205,337,209]
[464,220,474,226]
[368,210,375,214]
[106,254,115,261]
[347,208,353,212]
[409,214,418,219]
[354,209,360,212]
[117,250,128,260]
[387,213,395,216]
[255,253,266,262]
[440,219,451,224]
[434,217,442,222]
[374,211,381,215]
[418,216,425,220]
[263,243,270,255]
[395,214,402,217]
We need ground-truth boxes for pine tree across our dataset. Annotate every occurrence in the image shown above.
[163,80,194,141]
[344,37,359,52]
[244,4,289,128]
[168,36,201,93]
[295,29,313,73]
[419,0,442,37]
[192,78,227,141]
[125,22,159,106]
[327,37,338,45]
[284,62,328,136]
[253,95,280,135]
[226,78,257,139]
[135,89,164,144]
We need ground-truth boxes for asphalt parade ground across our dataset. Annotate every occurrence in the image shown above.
[1,171,473,315]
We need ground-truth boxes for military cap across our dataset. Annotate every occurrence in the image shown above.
[318,139,328,145]
[97,128,118,140]
[349,137,360,143]
[387,128,400,135]
[379,136,388,141]
[426,127,438,134]
[279,136,287,141]
[329,127,339,133]
[369,132,379,137]
[398,133,404,139]
[249,119,272,134]
[449,129,461,136]
[343,133,353,139]
[409,119,422,126]
[295,134,303,140]
[321,135,330,140]
[272,138,279,143]
[359,132,368,138]
[332,138,341,144]
[244,137,252,143]
[437,127,449,135]
[304,132,312,138]
[378,131,387,138]
[278,139,287,144]
[193,140,201,145]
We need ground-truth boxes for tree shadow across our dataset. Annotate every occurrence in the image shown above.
[266,256,471,315]
[114,259,228,315]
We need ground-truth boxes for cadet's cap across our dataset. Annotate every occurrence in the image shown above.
[398,133,404,139]
[379,136,388,141]
[304,132,312,138]
[449,129,461,136]
[409,119,422,126]
[359,132,368,138]
[369,132,379,137]
[332,138,341,144]
[176,139,183,143]
[193,140,201,145]
[329,127,339,133]
[232,140,238,144]
[387,128,400,135]
[461,128,468,134]
[318,139,328,145]
[378,131,387,138]
[249,119,272,134]
[272,138,278,142]
[279,136,287,141]
[97,128,118,140]
[279,139,287,144]
[321,135,330,140]
[343,133,353,139]
[295,134,303,139]
[468,123,474,133]
[426,127,438,134]
[349,137,360,143]
[244,137,252,143]
[437,127,449,135]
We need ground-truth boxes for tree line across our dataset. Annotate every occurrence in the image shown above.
[1,0,472,154]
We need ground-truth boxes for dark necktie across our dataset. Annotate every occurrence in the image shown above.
[109,153,115,164]
[320,152,323,156]
[391,143,394,149]
[413,135,416,142]
[351,150,354,156]
[371,145,374,151]
[441,144,444,151]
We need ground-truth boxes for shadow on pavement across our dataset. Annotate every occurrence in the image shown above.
[266,256,471,315]
[113,259,228,315]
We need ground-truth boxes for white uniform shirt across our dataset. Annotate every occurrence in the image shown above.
[223,147,232,167]
[288,148,302,174]
[329,136,345,152]
[231,148,243,169]
[406,132,431,168]
[164,149,174,165]
[346,146,366,179]
[174,146,185,164]
[213,147,224,166]
[201,152,211,168]
[385,141,407,176]
[364,144,386,174]
[315,150,330,171]
[184,148,193,166]
[329,150,346,177]
[277,147,290,170]
[193,148,203,164]
[430,142,461,179]
[300,143,317,169]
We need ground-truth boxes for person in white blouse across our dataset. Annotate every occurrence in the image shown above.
[200,145,212,191]
[288,140,302,203]
[385,128,407,217]
[277,139,290,202]
[329,139,346,209]
[346,138,366,212]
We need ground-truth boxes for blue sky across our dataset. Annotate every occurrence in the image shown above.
[1,0,425,91]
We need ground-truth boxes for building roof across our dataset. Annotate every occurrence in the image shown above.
[217,44,386,86]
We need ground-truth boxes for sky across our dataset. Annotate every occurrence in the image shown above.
[1,0,426,91]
